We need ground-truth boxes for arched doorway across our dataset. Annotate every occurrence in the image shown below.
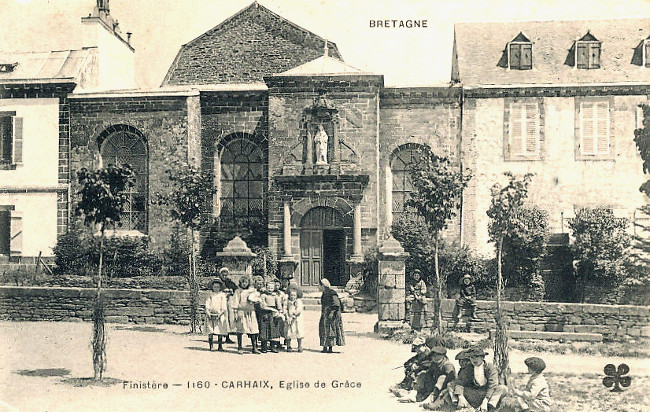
[299,206,348,287]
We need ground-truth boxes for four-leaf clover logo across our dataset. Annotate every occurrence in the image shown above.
[603,363,631,392]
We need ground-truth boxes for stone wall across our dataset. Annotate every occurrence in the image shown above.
[410,298,650,341]
[0,286,211,325]
[69,92,198,251]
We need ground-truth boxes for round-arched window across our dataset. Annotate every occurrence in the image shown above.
[219,138,264,224]
[99,127,148,233]
[390,144,426,217]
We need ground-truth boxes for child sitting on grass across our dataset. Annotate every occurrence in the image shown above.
[511,357,552,412]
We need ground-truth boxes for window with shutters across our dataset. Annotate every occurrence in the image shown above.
[503,99,544,161]
[0,112,23,170]
[390,144,426,218]
[218,137,264,225]
[508,32,532,70]
[99,126,148,233]
[576,99,613,159]
[575,32,601,69]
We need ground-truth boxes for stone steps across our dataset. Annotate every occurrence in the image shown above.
[488,330,603,342]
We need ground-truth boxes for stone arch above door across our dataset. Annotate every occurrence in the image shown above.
[291,196,353,227]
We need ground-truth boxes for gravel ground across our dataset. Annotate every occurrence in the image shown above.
[0,312,648,412]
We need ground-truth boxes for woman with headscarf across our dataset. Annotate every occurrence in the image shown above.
[318,278,345,353]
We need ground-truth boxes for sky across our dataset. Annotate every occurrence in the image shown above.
[2,0,650,87]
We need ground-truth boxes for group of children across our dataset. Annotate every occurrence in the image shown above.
[204,268,305,354]
[390,339,551,412]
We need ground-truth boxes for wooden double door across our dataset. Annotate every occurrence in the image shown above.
[300,228,346,287]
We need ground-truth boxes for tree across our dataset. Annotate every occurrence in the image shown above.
[158,165,216,333]
[568,208,631,302]
[632,104,650,272]
[76,164,135,381]
[405,146,472,335]
[486,172,534,385]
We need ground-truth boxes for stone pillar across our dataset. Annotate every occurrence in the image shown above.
[352,202,362,260]
[279,198,298,280]
[375,235,408,333]
[216,236,256,285]
[282,199,292,258]
[305,128,314,173]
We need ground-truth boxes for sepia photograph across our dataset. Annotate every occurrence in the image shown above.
[0,0,649,411]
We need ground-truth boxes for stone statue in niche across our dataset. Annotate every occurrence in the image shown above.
[314,124,329,165]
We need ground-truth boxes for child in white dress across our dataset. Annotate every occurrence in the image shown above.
[205,278,229,351]
[285,286,305,352]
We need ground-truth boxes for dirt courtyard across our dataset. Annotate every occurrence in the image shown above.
[1,312,648,412]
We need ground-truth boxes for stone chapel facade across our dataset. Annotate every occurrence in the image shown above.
[2,2,648,289]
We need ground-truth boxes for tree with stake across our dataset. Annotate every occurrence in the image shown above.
[406,146,472,335]
[486,172,534,385]
[76,164,135,381]
[159,165,216,333]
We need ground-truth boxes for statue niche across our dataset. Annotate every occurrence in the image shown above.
[281,90,359,175]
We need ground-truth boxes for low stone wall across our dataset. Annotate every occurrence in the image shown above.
[0,286,211,325]
[410,298,650,341]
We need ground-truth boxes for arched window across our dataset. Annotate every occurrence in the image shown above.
[390,144,425,218]
[99,126,148,233]
[219,137,264,225]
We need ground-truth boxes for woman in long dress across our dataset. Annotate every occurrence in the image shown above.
[318,278,345,353]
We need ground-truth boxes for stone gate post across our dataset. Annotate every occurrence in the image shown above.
[375,235,408,333]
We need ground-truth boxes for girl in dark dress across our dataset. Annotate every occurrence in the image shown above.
[318,278,345,353]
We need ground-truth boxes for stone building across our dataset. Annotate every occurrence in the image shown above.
[2,2,648,290]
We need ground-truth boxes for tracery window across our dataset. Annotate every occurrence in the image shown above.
[99,127,148,233]
[219,138,264,224]
[390,144,425,218]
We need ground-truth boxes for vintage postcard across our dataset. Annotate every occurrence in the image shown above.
[0,0,649,411]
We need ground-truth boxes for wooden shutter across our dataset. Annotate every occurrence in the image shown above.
[589,44,601,69]
[525,103,538,154]
[511,103,524,155]
[596,102,609,154]
[521,44,532,69]
[576,43,589,69]
[646,41,650,68]
[11,117,23,164]
[10,210,23,257]
[509,44,521,69]
[0,211,10,255]
[581,102,595,155]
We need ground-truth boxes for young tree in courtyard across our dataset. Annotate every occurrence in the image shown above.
[76,164,135,381]
[633,104,650,268]
[406,146,472,335]
[486,172,534,385]
[159,165,216,333]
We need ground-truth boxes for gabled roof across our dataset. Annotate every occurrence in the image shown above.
[578,31,600,42]
[277,55,364,76]
[0,49,95,84]
[162,2,343,86]
[453,18,650,86]
[511,32,531,43]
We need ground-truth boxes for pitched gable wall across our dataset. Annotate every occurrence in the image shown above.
[163,4,341,86]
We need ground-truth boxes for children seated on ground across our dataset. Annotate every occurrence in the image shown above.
[454,274,478,323]
[511,357,552,412]
[204,278,229,351]
[389,337,429,396]
[398,340,456,404]
[422,349,472,410]
[454,347,508,411]
[407,269,427,330]
[231,276,260,354]
[285,285,305,352]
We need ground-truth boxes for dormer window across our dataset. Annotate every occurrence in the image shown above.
[575,32,601,69]
[0,63,18,73]
[508,32,532,70]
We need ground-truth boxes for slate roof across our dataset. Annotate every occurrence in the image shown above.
[162,2,343,86]
[0,49,96,83]
[277,55,364,76]
[452,18,650,86]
